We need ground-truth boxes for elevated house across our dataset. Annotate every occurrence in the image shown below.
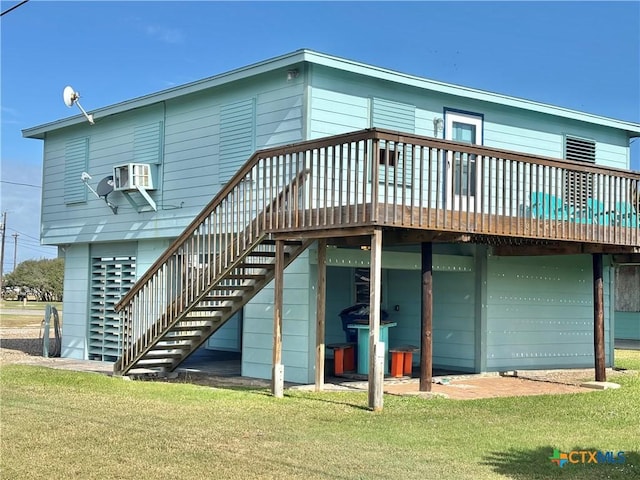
[24,50,640,408]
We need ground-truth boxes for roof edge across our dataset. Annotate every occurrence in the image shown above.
[23,48,640,139]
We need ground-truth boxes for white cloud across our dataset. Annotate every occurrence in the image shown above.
[144,24,184,44]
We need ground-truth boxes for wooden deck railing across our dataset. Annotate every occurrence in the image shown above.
[264,129,639,247]
[115,128,639,363]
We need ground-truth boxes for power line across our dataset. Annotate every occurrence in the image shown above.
[6,227,39,242]
[0,0,30,17]
[0,180,41,189]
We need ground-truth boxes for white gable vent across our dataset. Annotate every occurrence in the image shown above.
[113,163,156,191]
[565,136,596,163]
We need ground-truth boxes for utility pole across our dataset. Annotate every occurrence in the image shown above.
[12,233,19,271]
[0,212,6,299]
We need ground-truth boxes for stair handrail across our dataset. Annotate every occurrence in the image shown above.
[115,128,376,311]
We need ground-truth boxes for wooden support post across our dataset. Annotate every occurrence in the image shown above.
[593,253,606,382]
[368,228,384,411]
[272,239,285,398]
[420,242,433,392]
[315,239,327,392]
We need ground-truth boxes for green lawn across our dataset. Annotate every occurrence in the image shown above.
[1,353,639,479]
[0,301,62,328]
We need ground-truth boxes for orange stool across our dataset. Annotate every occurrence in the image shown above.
[389,345,418,378]
[327,343,356,375]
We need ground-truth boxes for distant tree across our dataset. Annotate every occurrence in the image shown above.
[4,258,64,301]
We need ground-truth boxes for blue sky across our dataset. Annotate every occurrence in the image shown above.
[1,0,639,271]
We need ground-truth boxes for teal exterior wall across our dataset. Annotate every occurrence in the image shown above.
[43,68,306,364]
[242,251,313,384]
[302,247,615,378]
[615,312,640,340]
[60,244,90,359]
[40,69,304,247]
[35,52,629,375]
[314,246,477,373]
[307,64,630,169]
[614,265,640,341]
[486,254,612,370]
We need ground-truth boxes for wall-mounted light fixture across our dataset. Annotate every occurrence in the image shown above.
[433,117,444,137]
[287,69,299,81]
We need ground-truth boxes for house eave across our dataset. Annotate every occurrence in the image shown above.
[23,49,640,140]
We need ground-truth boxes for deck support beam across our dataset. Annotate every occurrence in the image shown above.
[420,242,433,391]
[271,239,285,398]
[593,253,606,382]
[368,228,384,411]
[315,239,327,392]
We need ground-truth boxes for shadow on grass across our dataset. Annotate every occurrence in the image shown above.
[482,446,638,479]
[283,391,371,411]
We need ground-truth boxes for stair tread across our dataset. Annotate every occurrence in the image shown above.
[117,223,311,375]
[226,274,266,280]
[211,284,254,291]
[201,295,244,302]
[236,263,275,269]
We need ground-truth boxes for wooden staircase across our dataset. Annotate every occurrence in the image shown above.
[113,140,313,376]
[115,237,310,375]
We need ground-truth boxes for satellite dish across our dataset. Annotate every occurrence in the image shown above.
[62,85,95,125]
[96,176,115,197]
[80,173,118,214]
[63,86,77,107]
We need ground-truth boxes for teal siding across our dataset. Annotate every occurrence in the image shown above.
[219,98,255,183]
[41,72,304,246]
[615,312,640,340]
[486,255,613,370]
[433,272,475,371]
[371,97,415,132]
[308,64,630,169]
[134,121,164,165]
[206,312,242,351]
[242,251,313,384]
[309,86,369,138]
[64,137,89,204]
[60,244,90,359]
[323,266,354,348]
[317,248,475,371]
[385,269,475,371]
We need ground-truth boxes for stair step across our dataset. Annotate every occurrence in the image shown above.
[152,343,192,351]
[226,274,266,280]
[172,323,213,332]
[260,239,303,246]
[135,361,177,370]
[136,358,175,366]
[202,295,244,302]
[143,351,184,359]
[191,305,233,312]
[210,285,254,291]
[236,262,275,270]
[246,251,277,258]
[160,334,201,342]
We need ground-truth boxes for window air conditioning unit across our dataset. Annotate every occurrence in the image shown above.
[113,163,156,191]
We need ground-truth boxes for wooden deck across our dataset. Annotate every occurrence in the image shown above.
[269,203,639,253]
[114,128,639,386]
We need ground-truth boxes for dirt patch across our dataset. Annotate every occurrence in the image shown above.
[0,326,46,364]
[1,323,635,400]
[384,375,591,400]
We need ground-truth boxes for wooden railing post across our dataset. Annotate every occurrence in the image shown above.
[315,239,327,392]
[271,239,285,398]
[368,228,383,411]
[593,253,606,382]
[420,241,433,392]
